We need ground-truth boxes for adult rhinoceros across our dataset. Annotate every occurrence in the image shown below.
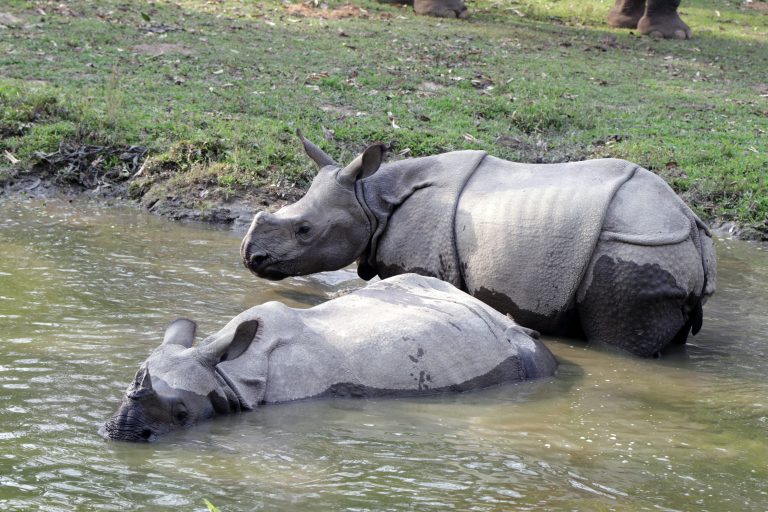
[241,132,716,358]
[100,274,556,442]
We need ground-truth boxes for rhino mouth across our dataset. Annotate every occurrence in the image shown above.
[245,254,289,281]
[255,268,289,281]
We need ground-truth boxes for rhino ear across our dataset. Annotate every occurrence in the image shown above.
[297,129,337,169]
[337,143,386,187]
[162,318,197,348]
[199,319,261,366]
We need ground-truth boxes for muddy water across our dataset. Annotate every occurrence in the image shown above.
[0,199,766,511]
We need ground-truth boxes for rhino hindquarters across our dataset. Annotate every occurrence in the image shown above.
[576,237,708,357]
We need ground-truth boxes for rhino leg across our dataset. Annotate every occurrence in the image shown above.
[577,238,707,357]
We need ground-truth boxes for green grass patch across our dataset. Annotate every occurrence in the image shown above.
[0,0,766,230]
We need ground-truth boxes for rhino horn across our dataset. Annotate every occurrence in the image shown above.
[297,129,337,169]
[127,366,155,399]
[162,318,196,348]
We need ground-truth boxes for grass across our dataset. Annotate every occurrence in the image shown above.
[0,0,766,233]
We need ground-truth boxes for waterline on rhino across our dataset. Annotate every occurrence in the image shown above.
[241,131,716,358]
[101,274,557,442]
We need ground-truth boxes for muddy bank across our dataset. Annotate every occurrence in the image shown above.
[0,142,304,230]
[0,168,299,230]
[1,150,765,241]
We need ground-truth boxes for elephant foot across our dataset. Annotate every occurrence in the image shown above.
[638,11,691,39]
[606,0,645,28]
[638,0,691,39]
[413,0,469,18]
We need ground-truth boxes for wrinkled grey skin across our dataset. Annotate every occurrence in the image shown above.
[241,132,716,358]
[100,274,557,442]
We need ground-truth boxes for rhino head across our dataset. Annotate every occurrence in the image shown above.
[240,131,385,280]
[100,318,263,442]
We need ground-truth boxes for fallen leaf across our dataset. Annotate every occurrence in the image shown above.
[387,112,400,129]
[3,150,19,165]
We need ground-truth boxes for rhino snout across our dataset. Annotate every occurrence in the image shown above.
[99,408,163,442]
[242,213,277,264]
[240,240,271,272]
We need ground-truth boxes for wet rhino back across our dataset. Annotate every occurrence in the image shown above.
[263,275,555,402]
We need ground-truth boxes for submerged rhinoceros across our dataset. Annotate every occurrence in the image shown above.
[241,132,716,358]
[100,274,556,442]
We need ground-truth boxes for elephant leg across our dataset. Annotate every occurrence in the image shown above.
[413,0,469,18]
[638,0,691,39]
[577,239,706,357]
[607,0,646,29]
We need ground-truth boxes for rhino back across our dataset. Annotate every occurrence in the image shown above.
[456,157,638,333]
[264,274,555,402]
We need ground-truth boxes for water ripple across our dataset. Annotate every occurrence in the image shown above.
[0,200,767,510]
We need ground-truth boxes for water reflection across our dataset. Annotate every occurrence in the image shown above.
[1,199,767,511]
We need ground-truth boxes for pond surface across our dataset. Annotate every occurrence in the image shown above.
[1,199,766,511]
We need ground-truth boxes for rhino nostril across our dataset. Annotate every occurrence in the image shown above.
[249,252,268,267]
[141,429,152,440]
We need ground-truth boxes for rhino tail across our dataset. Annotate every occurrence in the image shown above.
[695,216,717,301]
[691,300,703,335]
[672,215,715,347]
[671,298,704,346]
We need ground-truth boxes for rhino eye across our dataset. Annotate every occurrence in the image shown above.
[295,224,311,238]
[173,403,189,424]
